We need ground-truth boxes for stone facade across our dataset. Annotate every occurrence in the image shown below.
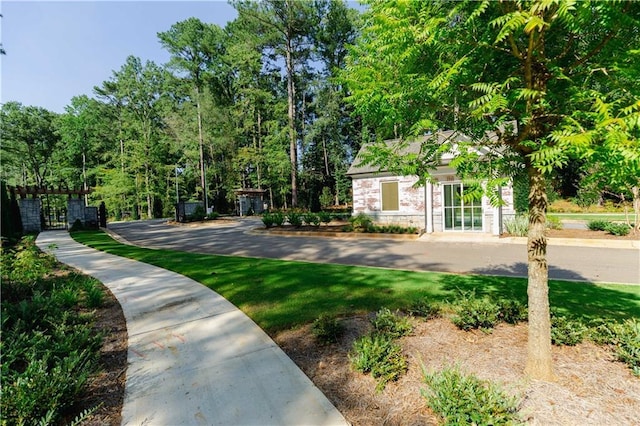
[350,167,516,235]
[18,198,42,233]
[67,198,85,228]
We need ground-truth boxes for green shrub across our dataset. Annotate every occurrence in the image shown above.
[349,213,374,233]
[53,287,79,309]
[1,240,103,425]
[319,187,333,209]
[503,214,529,236]
[587,219,609,231]
[262,212,276,228]
[303,213,321,227]
[451,293,500,331]
[589,319,640,376]
[409,298,442,320]
[317,211,332,225]
[371,308,413,338]
[83,280,104,309]
[350,333,407,391]
[497,299,528,325]
[604,222,630,236]
[311,314,345,344]
[551,312,586,346]
[207,211,219,220]
[271,211,285,227]
[286,211,303,228]
[421,366,521,425]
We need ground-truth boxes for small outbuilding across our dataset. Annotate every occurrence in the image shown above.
[235,188,268,216]
[346,131,515,235]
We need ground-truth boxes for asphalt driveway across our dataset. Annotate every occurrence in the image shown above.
[106,218,640,285]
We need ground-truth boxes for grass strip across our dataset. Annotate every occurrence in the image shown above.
[72,230,640,333]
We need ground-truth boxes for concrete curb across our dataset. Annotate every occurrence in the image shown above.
[253,228,420,241]
[251,227,639,249]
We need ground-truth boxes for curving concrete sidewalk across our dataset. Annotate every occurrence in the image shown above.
[36,231,348,426]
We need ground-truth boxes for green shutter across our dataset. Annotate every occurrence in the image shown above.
[381,181,399,211]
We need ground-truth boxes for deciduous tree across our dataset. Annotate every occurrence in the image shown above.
[343,0,640,380]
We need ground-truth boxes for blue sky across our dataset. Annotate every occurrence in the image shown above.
[1,1,238,113]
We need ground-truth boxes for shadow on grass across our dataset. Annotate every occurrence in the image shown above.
[458,262,640,322]
[72,231,640,332]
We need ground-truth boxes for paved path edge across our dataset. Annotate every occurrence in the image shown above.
[36,231,349,426]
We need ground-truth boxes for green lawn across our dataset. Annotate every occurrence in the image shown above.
[549,213,632,222]
[72,230,640,333]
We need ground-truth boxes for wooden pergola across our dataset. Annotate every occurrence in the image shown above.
[8,185,92,199]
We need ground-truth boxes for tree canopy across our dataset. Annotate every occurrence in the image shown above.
[342,0,640,380]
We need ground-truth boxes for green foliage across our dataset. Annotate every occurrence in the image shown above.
[1,240,103,425]
[286,211,303,228]
[589,319,640,376]
[348,213,374,233]
[604,223,630,236]
[421,366,521,425]
[319,187,333,209]
[587,220,631,236]
[83,279,104,309]
[53,286,79,309]
[311,314,345,344]
[497,299,528,325]
[370,308,413,338]
[2,237,55,303]
[262,212,276,228]
[303,212,321,227]
[451,291,500,332]
[408,297,442,320]
[503,215,529,237]
[587,220,610,231]
[207,211,219,220]
[317,211,332,225]
[371,225,419,234]
[350,333,407,392]
[512,174,530,214]
[262,211,287,228]
[550,312,587,346]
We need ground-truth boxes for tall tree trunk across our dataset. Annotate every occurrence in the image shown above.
[632,186,640,233]
[524,165,554,381]
[145,163,152,219]
[196,86,208,211]
[82,150,88,205]
[257,110,262,187]
[286,35,298,207]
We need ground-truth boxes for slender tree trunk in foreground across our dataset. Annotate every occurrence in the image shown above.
[524,166,555,381]
[286,36,298,208]
[632,186,640,233]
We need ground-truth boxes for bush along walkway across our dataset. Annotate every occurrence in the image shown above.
[36,231,348,426]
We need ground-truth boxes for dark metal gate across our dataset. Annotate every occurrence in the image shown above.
[42,206,67,230]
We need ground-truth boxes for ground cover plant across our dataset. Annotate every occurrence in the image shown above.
[1,237,105,425]
[421,365,521,425]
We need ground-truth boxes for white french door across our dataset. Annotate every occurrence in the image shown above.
[443,183,483,231]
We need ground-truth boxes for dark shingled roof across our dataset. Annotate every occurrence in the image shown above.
[346,130,479,176]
